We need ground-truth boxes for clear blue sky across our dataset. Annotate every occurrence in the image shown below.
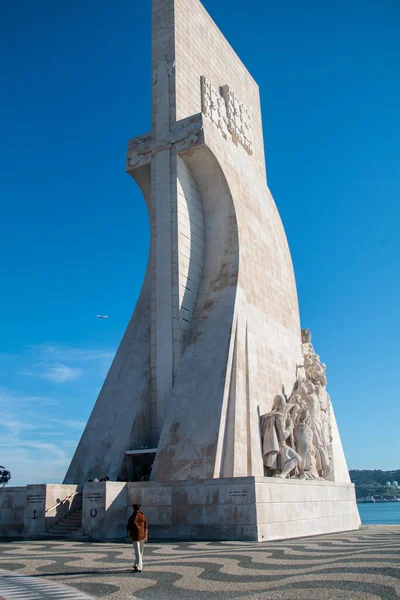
[1,0,399,485]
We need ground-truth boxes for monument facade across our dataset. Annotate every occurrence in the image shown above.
[62,0,360,541]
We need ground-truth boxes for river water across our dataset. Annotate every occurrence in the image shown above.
[358,502,400,524]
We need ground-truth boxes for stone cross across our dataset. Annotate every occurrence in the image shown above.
[126,54,204,441]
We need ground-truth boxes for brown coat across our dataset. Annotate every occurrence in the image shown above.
[127,510,148,542]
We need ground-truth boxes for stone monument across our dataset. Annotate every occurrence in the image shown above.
[63,0,360,541]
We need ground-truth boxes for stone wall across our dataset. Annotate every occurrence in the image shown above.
[0,484,81,538]
[44,484,81,531]
[0,479,360,541]
[173,155,205,374]
[82,482,127,540]
[127,478,258,541]
[0,486,26,537]
[255,478,360,541]
[127,478,360,542]
[174,0,266,180]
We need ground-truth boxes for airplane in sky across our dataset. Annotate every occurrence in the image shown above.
[96,315,109,319]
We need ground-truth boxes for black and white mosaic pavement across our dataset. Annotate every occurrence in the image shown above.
[0,568,95,600]
[0,525,399,600]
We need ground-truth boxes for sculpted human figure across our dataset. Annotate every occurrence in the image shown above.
[285,393,302,415]
[284,393,303,451]
[293,408,320,479]
[315,383,329,412]
[309,356,332,472]
[305,381,330,477]
[260,395,301,478]
[301,328,312,344]
[309,359,324,385]
[315,382,333,459]
[258,329,334,480]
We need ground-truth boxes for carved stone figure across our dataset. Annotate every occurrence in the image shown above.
[293,408,319,479]
[316,383,333,458]
[260,328,334,480]
[304,382,330,477]
[260,395,301,478]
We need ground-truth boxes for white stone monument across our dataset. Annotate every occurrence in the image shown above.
[64,0,360,541]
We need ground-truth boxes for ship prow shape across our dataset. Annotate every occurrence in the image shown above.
[63,0,360,541]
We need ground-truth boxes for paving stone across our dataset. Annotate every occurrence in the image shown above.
[0,526,398,600]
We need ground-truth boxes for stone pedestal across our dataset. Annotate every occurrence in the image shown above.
[131,478,360,542]
[81,479,360,542]
[0,484,81,538]
[255,478,360,541]
[0,487,26,538]
[24,484,46,538]
[82,482,127,539]
[0,479,360,541]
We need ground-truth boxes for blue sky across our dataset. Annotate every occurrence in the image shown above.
[1,0,399,485]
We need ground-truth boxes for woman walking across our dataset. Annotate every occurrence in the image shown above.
[126,503,148,572]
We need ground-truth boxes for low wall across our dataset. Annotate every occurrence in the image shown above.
[0,486,26,537]
[255,477,361,541]
[44,484,81,531]
[127,477,258,541]
[81,478,360,542]
[0,478,360,542]
[125,478,360,542]
[82,482,126,539]
[82,479,258,541]
[0,484,81,538]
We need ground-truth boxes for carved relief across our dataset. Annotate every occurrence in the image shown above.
[220,85,253,155]
[200,77,253,155]
[200,76,229,140]
[260,329,333,480]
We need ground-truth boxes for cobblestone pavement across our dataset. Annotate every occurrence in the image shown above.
[0,526,399,600]
[0,568,95,599]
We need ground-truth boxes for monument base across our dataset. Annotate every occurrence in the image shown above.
[254,478,361,542]
[82,478,360,542]
[0,479,360,541]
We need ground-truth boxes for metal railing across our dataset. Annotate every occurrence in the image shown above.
[45,490,82,514]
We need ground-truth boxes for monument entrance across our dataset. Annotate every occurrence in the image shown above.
[63,0,360,541]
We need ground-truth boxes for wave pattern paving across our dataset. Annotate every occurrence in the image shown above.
[0,526,399,600]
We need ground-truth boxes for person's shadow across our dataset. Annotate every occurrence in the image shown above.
[55,497,70,522]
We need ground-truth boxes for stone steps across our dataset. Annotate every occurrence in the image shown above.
[46,509,83,538]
